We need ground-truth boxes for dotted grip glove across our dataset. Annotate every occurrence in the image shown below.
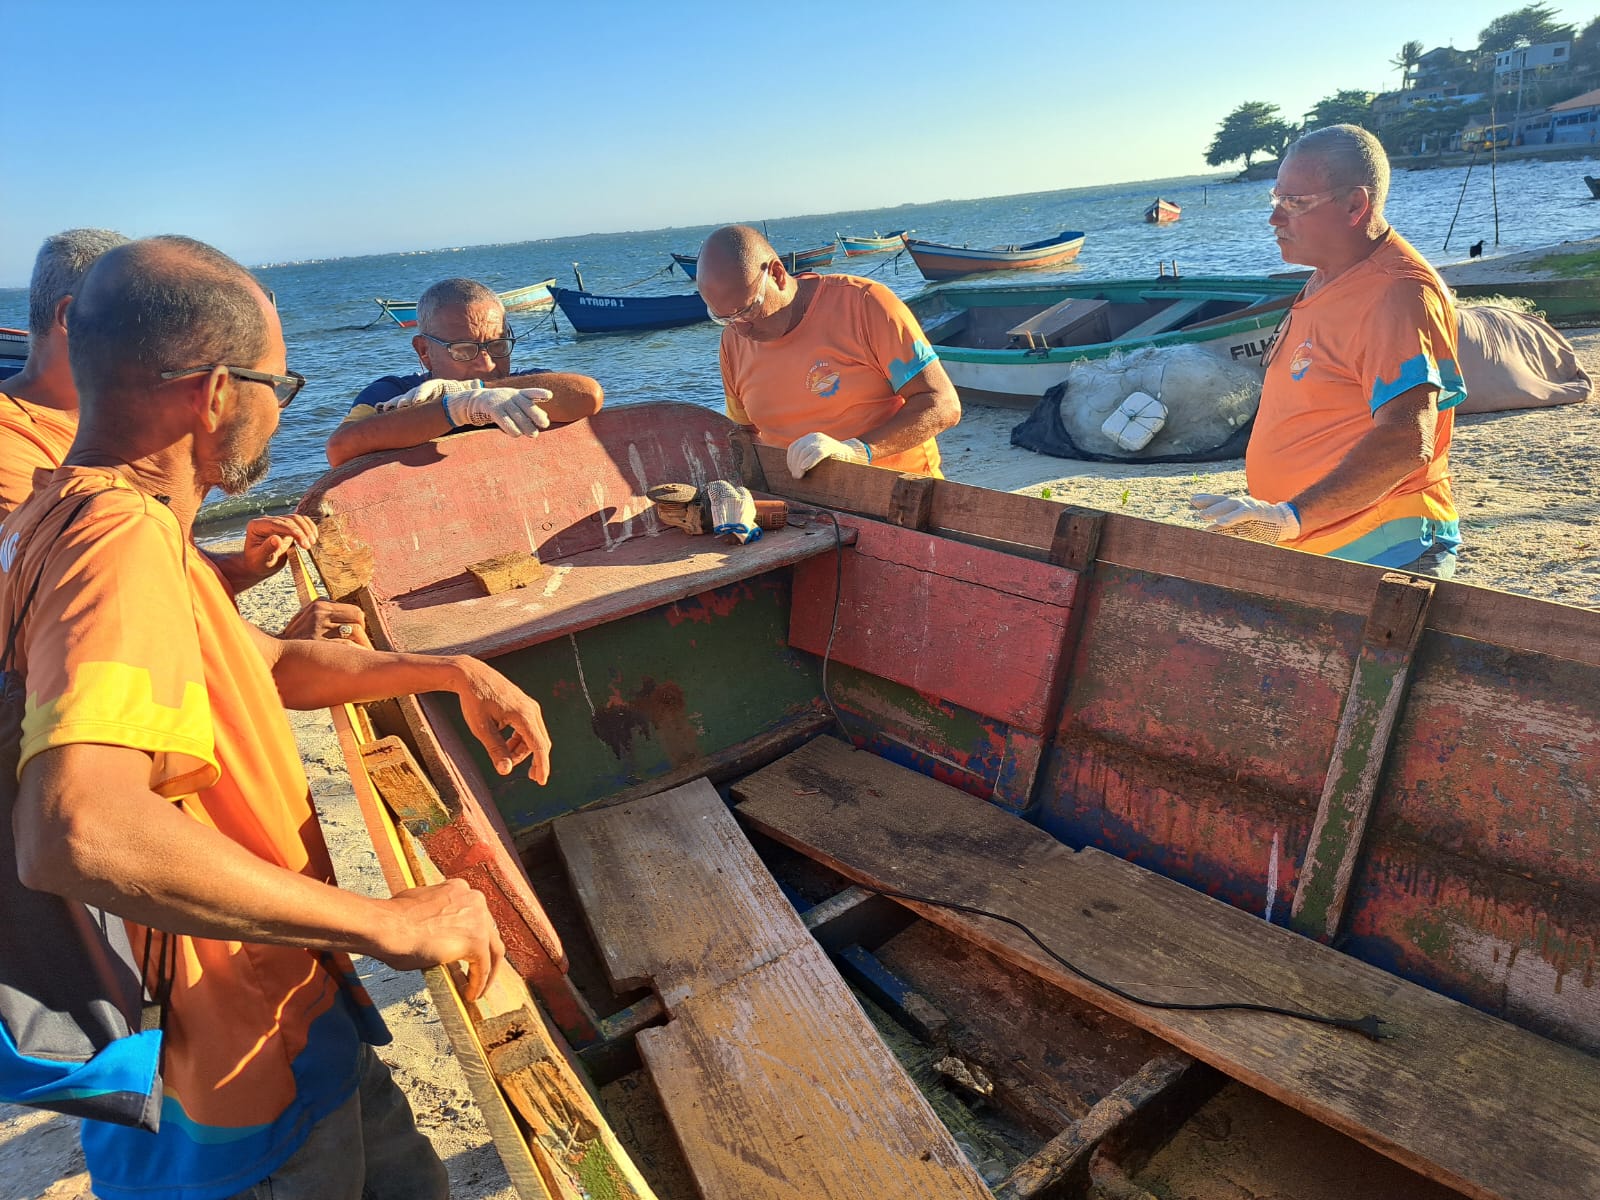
[786,432,871,479]
[1190,494,1302,544]
[444,387,554,437]
[704,480,761,544]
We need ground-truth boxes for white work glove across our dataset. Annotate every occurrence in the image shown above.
[445,387,554,437]
[786,432,871,479]
[374,377,482,412]
[704,480,761,544]
[1190,494,1302,544]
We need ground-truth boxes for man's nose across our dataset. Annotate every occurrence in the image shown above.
[1268,205,1288,228]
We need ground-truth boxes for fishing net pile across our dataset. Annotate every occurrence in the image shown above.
[1011,345,1262,464]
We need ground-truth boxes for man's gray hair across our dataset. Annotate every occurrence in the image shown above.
[417,277,501,332]
[1288,124,1389,217]
[28,228,129,334]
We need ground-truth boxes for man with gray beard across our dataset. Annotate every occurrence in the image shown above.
[1,235,554,1200]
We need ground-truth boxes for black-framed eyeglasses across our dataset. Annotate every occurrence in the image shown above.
[419,328,518,363]
[706,263,771,326]
[159,365,306,409]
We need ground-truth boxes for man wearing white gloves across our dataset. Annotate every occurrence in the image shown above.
[326,277,603,467]
[697,225,959,479]
[1191,125,1463,578]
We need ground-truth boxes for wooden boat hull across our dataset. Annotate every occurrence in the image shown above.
[0,326,26,381]
[297,402,1600,1199]
[908,275,1303,407]
[1144,198,1180,224]
[550,286,708,334]
[1451,277,1600,326]
[838,231,910,255]
[374,280,556,329]
[903,231,1086,281]
[782,244,836,272]
[670,252,698,280]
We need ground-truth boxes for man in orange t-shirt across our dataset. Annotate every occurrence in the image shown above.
[699,225,960,479]
[3,236,554,1200]
[1,229,362,639]
[1191,125,1463,578]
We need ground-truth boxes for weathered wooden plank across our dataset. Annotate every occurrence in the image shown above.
[733,737,1600,1200]
[552,780,991,1200]
[1293,573,1434,942]
[996,1054,1214,1200]
[385,521,852,659]
[360,735,452,832]
[887,473,936,530]
[789,517,1077,732]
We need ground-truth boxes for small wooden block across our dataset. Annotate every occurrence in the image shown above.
[359,735,452,831]
[466,549,545,596]
[1048,505,1106,572]
[888,474,937,530]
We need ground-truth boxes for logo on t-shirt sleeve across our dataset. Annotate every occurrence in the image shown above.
[805,361,841,398]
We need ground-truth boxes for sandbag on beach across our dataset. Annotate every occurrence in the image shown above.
[1011,345,1262,464]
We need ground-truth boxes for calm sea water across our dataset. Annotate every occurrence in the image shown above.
[2,160,1595,527]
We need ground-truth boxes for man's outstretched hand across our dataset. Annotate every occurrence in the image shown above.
[451,657,553,783]
[1190,494,1301,544]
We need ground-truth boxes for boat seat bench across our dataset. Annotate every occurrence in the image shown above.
[1116,297,1211,341]
[732,736,1600,1200]
[379,522,853,659]
[551,779,991,1200]
[1007,297,1111,350]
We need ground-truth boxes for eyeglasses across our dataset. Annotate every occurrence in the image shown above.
[159,365,306,409]
[707,264,770,326]
[1267,186,1366,217]
[419,329,518,363]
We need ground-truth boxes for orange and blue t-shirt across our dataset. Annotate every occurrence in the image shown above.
[720,274,944,477]
[0,392,75,518]
[1,468,387,1200]
[1246,230,1464,566]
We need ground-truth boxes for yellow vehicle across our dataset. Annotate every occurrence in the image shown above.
[1463,123,1511,150]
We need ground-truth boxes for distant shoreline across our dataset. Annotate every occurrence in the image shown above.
[1238,144,1600,180]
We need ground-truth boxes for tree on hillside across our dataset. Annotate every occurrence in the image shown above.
[1204,102,1295,170]
[1304,91,1377,132]
[1477,3,1570,49]
[1391,40,1425,88]
[1575,16,1600,68]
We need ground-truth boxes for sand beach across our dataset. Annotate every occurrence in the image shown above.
[2,242,1594,1198]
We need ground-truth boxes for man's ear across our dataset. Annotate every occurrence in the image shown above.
[52,296,72,334]
[412,334,431,371]
[197,366,231,433]
[1346,187,1374,229]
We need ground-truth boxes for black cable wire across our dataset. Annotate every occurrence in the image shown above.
[794,502,1385,1043]
[863,883,1388,1042]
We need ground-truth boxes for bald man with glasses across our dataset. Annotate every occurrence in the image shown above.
[1191,124,1465,579]
[326,277,602,467]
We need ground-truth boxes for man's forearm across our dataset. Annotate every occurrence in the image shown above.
[269,635,467,709]
[17,753,396,957]
[1292,406,1435,535]
[860,377,961,459]
[503,372,603,423]
[206,548,268,593]
[326,404,453,467]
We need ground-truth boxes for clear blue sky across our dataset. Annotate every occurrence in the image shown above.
[0,0,1569,284]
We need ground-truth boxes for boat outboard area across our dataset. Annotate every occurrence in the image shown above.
[292,401,1600,1200]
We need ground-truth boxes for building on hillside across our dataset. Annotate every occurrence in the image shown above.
[1412,46,1479,91]
[1493,40,1573,90]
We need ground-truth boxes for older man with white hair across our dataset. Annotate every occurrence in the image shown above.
[1192,124,1465,578]
[327,277,602,467]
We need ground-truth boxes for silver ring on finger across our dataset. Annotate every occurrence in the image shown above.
[337,623,355,639]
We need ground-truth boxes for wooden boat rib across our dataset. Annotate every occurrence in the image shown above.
[373,279,557,329]
[838,230,912,256]
[903,230,1086,281]
[549,286,708,335]
[299,404,1600,1200]
[909,275,1305,407]
[1144,197,1181,224]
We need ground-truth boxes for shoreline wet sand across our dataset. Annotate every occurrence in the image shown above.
[2,248,1594,1198]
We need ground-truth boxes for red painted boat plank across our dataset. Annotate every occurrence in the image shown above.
[301,403,741,602]
[789,517,1078,733]
[384,522,850,658]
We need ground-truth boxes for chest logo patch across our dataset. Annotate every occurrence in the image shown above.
[805,361,841,398]
[1289,339,1314,381]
